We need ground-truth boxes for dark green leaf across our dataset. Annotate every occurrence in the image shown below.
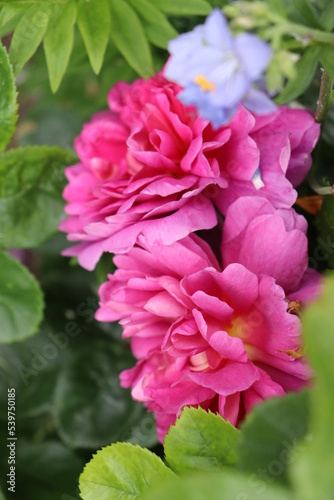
[15,440,84,499]
[164,407,239,474]
[54,339,157,449]
[320,45,334,80]
[79,443,174,500]
[291,0,323,29]
[0,146,76,248]
[109,0,153,78]
[128,0,177,49]
[147,0,211,15]
[43,1,77,93]
[291,275,334,499]
[77,0,110,74]
[237,391,309,485]
[143,471,294,500]
[315,195,334,269]
[275,45,321,105]
[0,41,17,152]
[9,4,51,75]
[0,251,44,343]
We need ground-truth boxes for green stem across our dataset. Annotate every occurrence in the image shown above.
[316,69,334,123]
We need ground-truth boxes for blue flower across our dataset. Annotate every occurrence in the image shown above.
[164,9,276,128]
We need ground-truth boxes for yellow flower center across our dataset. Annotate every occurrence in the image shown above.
[194,75,216,93]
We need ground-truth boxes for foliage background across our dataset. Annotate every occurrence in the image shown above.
[0,0,334,499]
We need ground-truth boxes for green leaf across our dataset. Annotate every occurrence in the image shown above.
[237,391,309,485]
[0,42,18,152]
[143,471,294,500]
[0,486,4,500]
[15,440,84,499]
[275,45,321,105]
[109,0,153,77]
[147,0,211,15]
[77,0,110,74]
[43,1,77,93]
[291,0,323,29]
[0,251,44,343]
[164,407,239,474]
[9,4,51,75]
[0,5,25,37]
[315,195,334,269]
[0,146,76,249]
[290,275,334,499]
[54,339,157,449]
[128,0,177,49]
[320,45,334,80]
[320,2,334,31]
[79,442,175,500]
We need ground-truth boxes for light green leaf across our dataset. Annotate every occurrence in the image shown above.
[0,486,5,500]
[109,0,153,77]
[0,5,25,37]
[237,391,309,485]
[43,1,77,93]
[275,45,321,105]
[290,275,334,499]
[320,45,334,80]
[77,0,110,74]
[320,2,334,31]
[0,42,18,152]
[54,340,157,449]
[147,0,211,15]
[128,0,177,49]
[143,471,294,500]
[79,443,175,500]
[9,4,51,75]
[0,251,43,343]
[0,146,77,249]
[164,407,239,474]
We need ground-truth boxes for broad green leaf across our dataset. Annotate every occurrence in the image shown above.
[128,0,177,49]
[315,196,334,269]
[320,2,334,31]
[15,440,84,499]
[320,45,334,80]
[109,0,154,77]
[275,45,321,105]
[0,42,17,152]
[143,471,294,500]
[147,0,211,15]
[9,4,51,75]
[237,391,309,485]
[79,443,175,500]
[164,407,239,474]
[54,339,157,449]
[77,0,110,74]
[0,251,44,343]
[43,1,77,92]
[290,275,334,499]
[0,146,76,248]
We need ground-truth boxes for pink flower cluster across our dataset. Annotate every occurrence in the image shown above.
[61,73,321,441]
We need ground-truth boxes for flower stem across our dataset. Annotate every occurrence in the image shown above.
[315,69,334,123]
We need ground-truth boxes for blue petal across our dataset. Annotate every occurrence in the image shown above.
[234,33,272,80]
[243,87,277,114]
[204,9,233,51]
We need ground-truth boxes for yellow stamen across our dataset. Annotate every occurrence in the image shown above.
[194,75,216,93]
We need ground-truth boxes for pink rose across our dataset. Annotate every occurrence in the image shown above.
[96,200,321,441]
[60,74,260,270]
